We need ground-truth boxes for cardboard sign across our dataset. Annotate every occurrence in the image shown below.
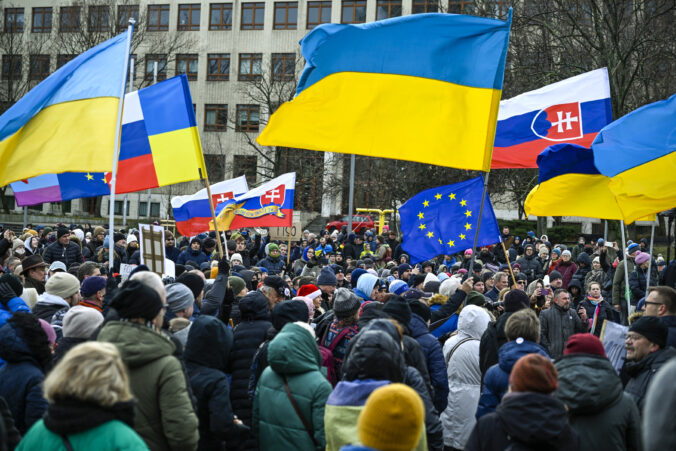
[119,263,136,282]
[268,222,302,241]
[139,224,166,276]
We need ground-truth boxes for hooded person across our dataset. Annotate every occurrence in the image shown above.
[258,243,285,276]
[184,315,249,450]
[228,291,272,450]
[253,322,332,450]
[467,354,580,451]
[97,280,199,450]
[354,273,378,301]
[177,237,209,266]
[555,334,641,451]
[441,305,492,450]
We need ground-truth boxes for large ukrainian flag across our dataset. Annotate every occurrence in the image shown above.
[258,13,512,172]
[0,33,128,186]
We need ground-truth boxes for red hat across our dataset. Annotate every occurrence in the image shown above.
[297,284,322,300]
[564,333,607,358]
[510,354,558,394]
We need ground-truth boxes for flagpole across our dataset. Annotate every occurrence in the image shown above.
[347,154,355,233]
[108,19,135,270]
[620,220,631,323]
[200,169,224,259]
[500,241,517,286]
[646,221,656,292]
[468,172,490,273]
[146,62,158,220]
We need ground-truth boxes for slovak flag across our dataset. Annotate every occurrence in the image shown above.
[171,175,249,237]
[492,68,612,169]
[211,173,296,231]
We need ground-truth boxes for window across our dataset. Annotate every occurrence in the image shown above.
[4,8,24,33]
[178,4,200,31]
[238,53,262,81]
[57,54,76,68]
[307,1,331,29]
[207,53,230,80]
[241,2,265,30]
[2,55,22,81]
[60,6,81,32]
[113,200,131,216]
[448,1,475,14]
[176,54,198,80]
[236,105,260,132]
[145,54,167,81]
[29,55,50,81]
[376,0,402,20]
[27,203,43,213]
[129,54,137,80]
[486,0,508,18]
[341,0,366,24]
[233,155,257,185]
[271,53,295,81]
[118,5,139,32]
[32,7,52,33]
[209,3,232,30]
[88,5,110,32]
[147,4,170,31]
[274,2,297,29]
[412,0,439,14]
[204,154,226,181]
[139,202,161,217]
[204,104,228,131]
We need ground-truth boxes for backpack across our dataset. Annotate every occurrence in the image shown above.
[319,326,352,386]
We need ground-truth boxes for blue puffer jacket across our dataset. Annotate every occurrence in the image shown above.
[0,296,31,367]
[409,313,449,412]
[0,322,48,434]
[476,338,549,419]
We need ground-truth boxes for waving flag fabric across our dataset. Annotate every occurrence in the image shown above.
[258,13,512,172]
[592,93,676,223]
[211,173,296,231]
[171,176,249,237]
[11,75,205,206]
[399,176,501,264]
[0,33,128,186]
[493,69,612,169]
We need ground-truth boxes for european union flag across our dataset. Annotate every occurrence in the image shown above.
[399,176,502,264]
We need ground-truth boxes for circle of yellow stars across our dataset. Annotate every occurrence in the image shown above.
[417,191,472,248]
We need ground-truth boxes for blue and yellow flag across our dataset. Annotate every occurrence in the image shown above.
[399,176,502,264]
[258,13,512,172]
[0,33,129,186]
[592,93,676,223]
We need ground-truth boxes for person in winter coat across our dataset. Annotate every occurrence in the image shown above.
[258,243,286,276]
[42,227,83,267]
[32,272,82,338]
[177,238,209,266]
[567,278,584,307]
[228,291,272,450]
[585,256,608,292]
[0,313,52,434]
[572,252,592,288]
[577,282,615,337]
[408,299,448,413]
[540,289,587,360]
[17,342,148,451]
[516,244,542,284]
[441,305,491,451]
[613,244,640,324]
[320,288,361,381]
[552,250,579,290]
[643,357,676,451]
[53,306,104,365]
[97,280,199,451]
[629,252,658,302]
[555,334,641,451]
[164,231,181,263]
[477,309,549,418]
[467,353,580,451]
[0,275,30,329]
[253,322,332,451]
[184,315,249,451]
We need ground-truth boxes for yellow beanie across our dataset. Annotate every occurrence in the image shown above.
[358,383,424,451]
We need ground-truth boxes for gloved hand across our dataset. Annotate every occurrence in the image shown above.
[218,257,230,276]
[0,282,17,306]
[223,286,235,305]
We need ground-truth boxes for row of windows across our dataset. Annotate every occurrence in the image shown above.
[1,53,296,83]
[204,104,260,132]
[3,1,451,34]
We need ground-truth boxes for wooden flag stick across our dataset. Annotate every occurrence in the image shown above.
[286,232,292,266]
[501,241,518,287]
[200,168,224,259]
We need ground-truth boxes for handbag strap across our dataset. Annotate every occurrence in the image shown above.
[61,435,74,451]
[282,375,318,447]
[445,337,478,365]
[325,326,352,352]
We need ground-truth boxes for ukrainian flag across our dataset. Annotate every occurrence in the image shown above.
[0,33,128,187]
[258,13,512,172]
[592,93,676,223]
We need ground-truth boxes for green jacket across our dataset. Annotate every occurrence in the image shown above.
[18,419,149,451]
[253,323,332,451]
[98,321,199,451]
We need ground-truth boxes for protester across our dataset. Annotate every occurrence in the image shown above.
[577,281,615,337]
[42,227,83,267]
[320,288,361,381]
[539,289,587,359]
[53,305,104,365]
[0,274,30,329]
[643,358,676,451]
[642,286,676,347]
[20,255,48,295]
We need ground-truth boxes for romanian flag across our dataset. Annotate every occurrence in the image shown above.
[0,33,128,187]
[10,75,205,205]
[258,13,512,172]
[592,93,676,223]
[211,173,295,231]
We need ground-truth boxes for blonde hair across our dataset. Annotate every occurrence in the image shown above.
[44,342,132,407]
[130,271,166,303]
[497,287,511,302]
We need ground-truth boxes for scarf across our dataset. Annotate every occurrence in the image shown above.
[44,398,135,436]
[587,294,603,333]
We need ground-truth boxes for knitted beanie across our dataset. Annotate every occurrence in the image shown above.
[564,333,607,357]
[503,289,529,313]
[317,266,338,286]
[63,305,104,339]
[228,276,246,296]
[80,276,107,297]
[45,272,81,299]
[510,353,558,394]
[165,283,194,313]
[383,296,412,327]
[629,316,668,348]
[358,383,424,451]
[465,290,486,307]
[333,288,361,319]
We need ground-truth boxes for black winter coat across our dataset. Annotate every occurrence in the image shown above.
[623,347,676,412]
[42,241,83,267]
[466,392,580,451]
[228,292,271,450]
[479,310,514,379]
[539,303,587,360]
[409,313,449,412]
[577,298,615,337]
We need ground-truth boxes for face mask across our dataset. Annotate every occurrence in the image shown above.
[14,248,25,256]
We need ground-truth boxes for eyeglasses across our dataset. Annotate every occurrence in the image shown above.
[644,301,663,307]
[625,333,645,342]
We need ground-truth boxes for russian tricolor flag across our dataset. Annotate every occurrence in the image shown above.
[492,68,612,169]
[171,176,249,237]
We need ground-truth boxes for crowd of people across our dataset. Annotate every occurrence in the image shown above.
[0,222,675,451]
